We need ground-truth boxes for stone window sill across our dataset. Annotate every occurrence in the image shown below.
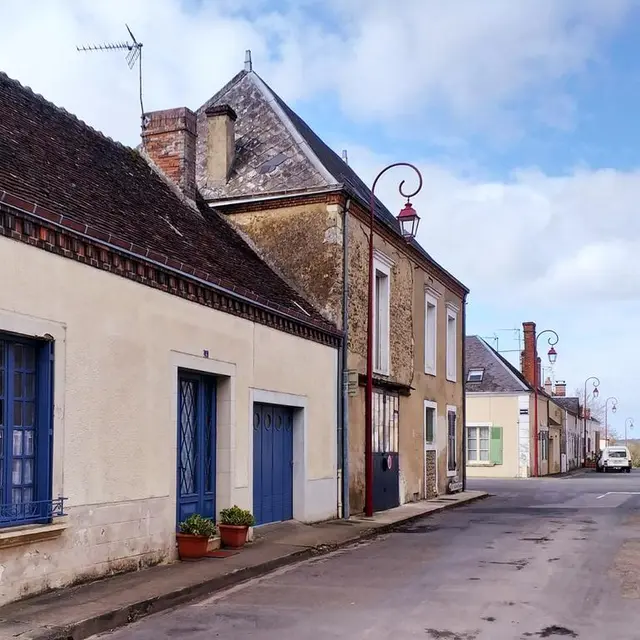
[467,462,497,467]
[0,521,68,549]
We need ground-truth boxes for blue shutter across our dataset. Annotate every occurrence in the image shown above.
[36,340,54,507]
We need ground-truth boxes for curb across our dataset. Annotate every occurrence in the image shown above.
[28,492,488,640]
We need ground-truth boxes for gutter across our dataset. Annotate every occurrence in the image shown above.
[341,198,351,519]
[206,186,343,209]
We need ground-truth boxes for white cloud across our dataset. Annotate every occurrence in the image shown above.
[1,0,633,144]
[339,143,640,306]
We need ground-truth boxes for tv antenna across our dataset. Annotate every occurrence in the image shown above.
[77,24,146,129]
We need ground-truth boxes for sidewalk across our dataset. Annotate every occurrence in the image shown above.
[0,490,487,640]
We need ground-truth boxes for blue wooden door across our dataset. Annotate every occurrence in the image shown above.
[177,372,216,526]
[253,403,293,526]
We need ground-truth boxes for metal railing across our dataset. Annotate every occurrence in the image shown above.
[0,497,67,527]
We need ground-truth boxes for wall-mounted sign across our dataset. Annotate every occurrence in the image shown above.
[347,370,359,397]
[447,478,463,493]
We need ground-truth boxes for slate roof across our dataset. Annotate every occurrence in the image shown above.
[553,396,581,417]
[197,70,468,294]
[0,71,335,333]
[465,336,531,393]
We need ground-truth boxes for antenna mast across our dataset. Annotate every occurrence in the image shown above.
[77,24,146,129]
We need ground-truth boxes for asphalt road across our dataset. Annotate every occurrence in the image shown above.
[97,471,640,639]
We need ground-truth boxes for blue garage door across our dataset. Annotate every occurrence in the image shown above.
[177,372,216,526]
[253,403,293,526]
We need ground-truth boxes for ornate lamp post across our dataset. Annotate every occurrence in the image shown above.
[582,376,600,465]
[532,330,559,477]
[365,163,422,517]
[604,396,618,445]
[625,418,634,448]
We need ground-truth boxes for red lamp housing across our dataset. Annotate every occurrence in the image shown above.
[397,201,420,240]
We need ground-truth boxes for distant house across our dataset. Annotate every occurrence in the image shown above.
[0,71,341,605]
[465,330,566,478]
[143,58,470,511]
[551,394,581,471]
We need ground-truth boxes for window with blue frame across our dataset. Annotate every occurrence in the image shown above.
[0,333,62,528]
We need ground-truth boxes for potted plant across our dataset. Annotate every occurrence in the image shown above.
[176,514,217,559]
[218,505,255,549]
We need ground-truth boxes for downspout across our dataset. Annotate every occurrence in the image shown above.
[461,293,468,492]
[341,198,351,518]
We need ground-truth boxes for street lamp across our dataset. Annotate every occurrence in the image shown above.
[582,376,600,466]
[625,418,634,448]
[365,163,423,517]
[604,396,618,445]
[532,329,559,477]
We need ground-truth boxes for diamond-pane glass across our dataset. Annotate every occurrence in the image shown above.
[204,385,213,493]
[179,380,197,496]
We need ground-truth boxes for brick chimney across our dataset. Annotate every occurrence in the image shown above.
[142,107,197,200]
[544,377,553,395]
[522,321,537,388]
[205,104,237,185]
[554,380,566,397]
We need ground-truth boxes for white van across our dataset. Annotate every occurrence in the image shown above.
[596,446,632,473]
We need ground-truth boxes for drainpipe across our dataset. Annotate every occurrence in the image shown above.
[341,198,351,518]
[461,293,468,492]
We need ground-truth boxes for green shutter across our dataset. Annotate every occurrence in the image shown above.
[490,427,503,465]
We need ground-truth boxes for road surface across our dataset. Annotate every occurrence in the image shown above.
[96,471,640,639]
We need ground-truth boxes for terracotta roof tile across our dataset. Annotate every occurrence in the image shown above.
[0,71,334,332]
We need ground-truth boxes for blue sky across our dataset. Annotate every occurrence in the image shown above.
[1,0,640,435]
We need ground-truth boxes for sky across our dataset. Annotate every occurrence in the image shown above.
[2,0,640,438]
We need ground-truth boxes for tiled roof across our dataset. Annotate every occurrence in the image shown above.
[465,336,531,393]
[552,396,581,417]
[0,71,335,333]
[198,70,468,294]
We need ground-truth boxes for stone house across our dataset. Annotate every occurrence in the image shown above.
[0,71,341,605]
[143,57,469,513]
[465,334,566,478]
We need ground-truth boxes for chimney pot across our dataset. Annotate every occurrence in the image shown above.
[142,107,197,200]
[554,380,566,397]
[544,376,553,394]
[205,104,237,185]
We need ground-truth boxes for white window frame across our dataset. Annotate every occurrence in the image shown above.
[446,404,458,477]
[467,421,492,464]
[446,304,458,383]
[424,400,438,496]
[424,400,437,450]
[424,291,438,376]
[373,251,392,376]
[467,368,484,383]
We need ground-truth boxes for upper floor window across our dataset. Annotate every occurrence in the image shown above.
[424,293,437,376]
[373,253,392,375]
[0,334,58,528]
[446,305,458,382]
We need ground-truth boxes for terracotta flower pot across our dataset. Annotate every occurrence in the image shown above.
[176,533,209,559]
[218,524,249,549]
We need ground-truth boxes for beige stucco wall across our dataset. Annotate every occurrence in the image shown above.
[466,395,520,478]
[0,236,338,605]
